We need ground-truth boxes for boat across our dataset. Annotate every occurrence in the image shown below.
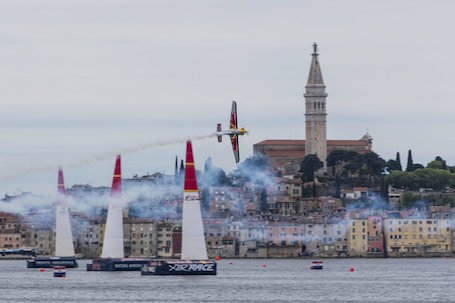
[87,155,150,271]
[141,260,216,275]
[310,261,323,270]
[142,141,217,276]
[27,256,78,268]
[53,266,66,278]
[27,169,78,269]
[1,248,36,257]
[87,257,149,271]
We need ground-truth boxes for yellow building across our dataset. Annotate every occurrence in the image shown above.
[385,219,451,256]
[347,219,368,256]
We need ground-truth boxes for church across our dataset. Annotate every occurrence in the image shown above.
[253,44,372,173]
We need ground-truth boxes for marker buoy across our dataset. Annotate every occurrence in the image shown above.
[262,264,267,268]
[214,256,220,261]
[229,262,232,265]
[40,268,44,272]
[350,267,355,272]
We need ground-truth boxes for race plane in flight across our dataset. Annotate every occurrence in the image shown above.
[216,101,247,163]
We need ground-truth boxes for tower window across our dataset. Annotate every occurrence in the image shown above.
[322,103,325,109]
[314,102,316,109]
[318,102,321,109]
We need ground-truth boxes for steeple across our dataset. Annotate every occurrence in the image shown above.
[304,42,328,169]
[307,43,324,85]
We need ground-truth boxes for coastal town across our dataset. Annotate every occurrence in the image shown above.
[1,160,454,260]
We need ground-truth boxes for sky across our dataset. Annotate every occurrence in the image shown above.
[1,0,455,195]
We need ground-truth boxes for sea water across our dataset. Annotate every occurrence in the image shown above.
[1,258,454,302]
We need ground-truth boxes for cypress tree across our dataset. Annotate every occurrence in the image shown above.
[395,152,402,171]
[260,188,268,213]
[179,159,185,180]
[201,187,210,215]
[406,150,413,172]
[174,156,178,182]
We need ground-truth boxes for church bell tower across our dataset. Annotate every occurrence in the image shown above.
[304,43,328,167]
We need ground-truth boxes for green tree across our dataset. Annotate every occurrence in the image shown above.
[402,192,422,208]
[386,168,455,191]
[300,154,323,182]
[427,156,448,170]
[327,150,357,174]
[385,170,418,190]
[386,159,401,173]
[360,152,387,186]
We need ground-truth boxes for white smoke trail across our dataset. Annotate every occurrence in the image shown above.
[0,132,217,181]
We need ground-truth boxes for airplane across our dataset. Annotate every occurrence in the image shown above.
[216,101,247,163]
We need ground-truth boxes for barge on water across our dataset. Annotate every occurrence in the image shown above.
[86,258,150,271]
[141,260,217,276]
[27,256,78,268]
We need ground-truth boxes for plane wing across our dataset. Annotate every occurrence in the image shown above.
[230,134,240,163]
[229,101,237,129]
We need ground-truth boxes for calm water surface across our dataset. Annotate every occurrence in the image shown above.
[0,258,454,302]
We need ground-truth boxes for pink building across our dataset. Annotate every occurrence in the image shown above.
[367,216,384,254]
[267,223,302,246]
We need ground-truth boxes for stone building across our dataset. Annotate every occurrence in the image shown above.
[303,221,347,257]
[77,220,100,258]
[31,228,54,256]
[203,219,226,258]
[156,222,174,258]
[0,232,23,249]
[130,218,157,257]
[253,44,373,172]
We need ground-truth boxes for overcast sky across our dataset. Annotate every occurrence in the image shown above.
[1,0,455,195]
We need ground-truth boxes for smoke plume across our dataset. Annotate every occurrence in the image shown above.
[0,132,216,182]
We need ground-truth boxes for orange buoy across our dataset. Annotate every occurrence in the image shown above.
[40,268,44,272]
[214,256,220,261]
[350,267,355,272]
[229,262,232,265]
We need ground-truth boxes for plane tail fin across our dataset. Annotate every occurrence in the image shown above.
[217,124,222,142]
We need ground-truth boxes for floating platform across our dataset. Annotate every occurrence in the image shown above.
[86,258,150,271]
[27,256,78,268]
[141,260,217,275]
